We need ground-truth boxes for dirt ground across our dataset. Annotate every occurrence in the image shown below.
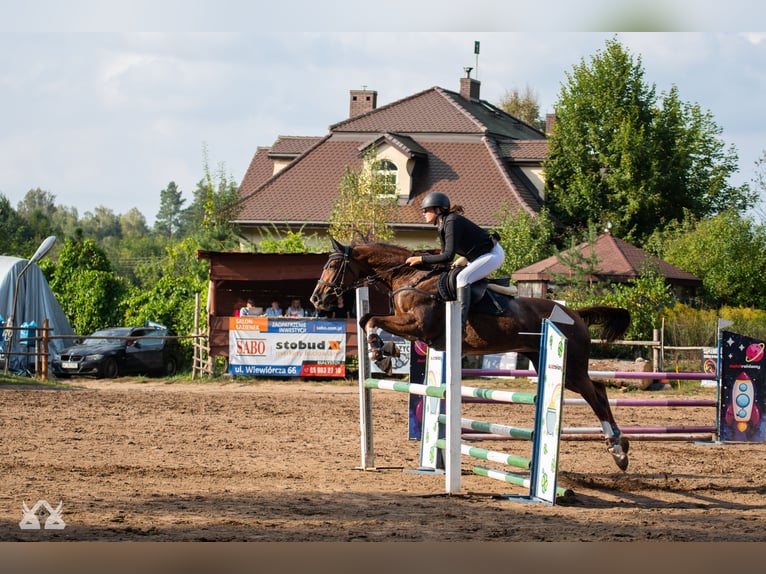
[1,372,765,543]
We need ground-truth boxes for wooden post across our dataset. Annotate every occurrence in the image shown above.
[41,319,49,381]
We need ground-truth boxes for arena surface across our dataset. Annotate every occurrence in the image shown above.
[1,376,764,542]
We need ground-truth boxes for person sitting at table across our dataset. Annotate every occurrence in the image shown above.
[285,298,307,318]
[265,300,283,317]
[239,299,262,316]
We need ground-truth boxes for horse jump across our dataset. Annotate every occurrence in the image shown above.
[357,288,571,502]
[311,239,632,471]
[462,368,718,442]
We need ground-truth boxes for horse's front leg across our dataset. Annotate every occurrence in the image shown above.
[364,312,424,343]
[359,312,424,374]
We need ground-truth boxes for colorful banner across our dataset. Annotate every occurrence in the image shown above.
[531,319,567,505]
[228,317,346,377]
[408,340,429,440]
[719,330,766,442]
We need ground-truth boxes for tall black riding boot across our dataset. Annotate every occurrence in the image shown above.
[457,286,471,339]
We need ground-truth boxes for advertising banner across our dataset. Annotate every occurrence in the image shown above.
[719,330,766,442]
[228,317,346,377]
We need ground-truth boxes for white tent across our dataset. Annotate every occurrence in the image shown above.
[0,255,74,374]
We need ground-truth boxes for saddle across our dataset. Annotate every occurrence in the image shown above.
[436,266,515,316]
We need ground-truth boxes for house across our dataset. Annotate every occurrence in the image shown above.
[234,72,549,250]
[511,232,702,299]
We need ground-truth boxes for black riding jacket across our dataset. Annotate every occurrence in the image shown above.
[421,212,495,265]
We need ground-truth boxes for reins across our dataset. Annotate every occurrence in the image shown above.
[319,247,442,302]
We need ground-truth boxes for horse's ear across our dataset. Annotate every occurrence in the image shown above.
[330,236,346,253]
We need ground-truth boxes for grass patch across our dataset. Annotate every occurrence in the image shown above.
[0,373,73,390]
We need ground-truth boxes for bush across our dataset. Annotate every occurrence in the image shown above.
[662,303,766,346]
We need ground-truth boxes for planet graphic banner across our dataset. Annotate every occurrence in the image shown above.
[719,331,766,442]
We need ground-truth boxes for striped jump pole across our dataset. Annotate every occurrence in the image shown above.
[364,379,536,405]
[462,368,717,382]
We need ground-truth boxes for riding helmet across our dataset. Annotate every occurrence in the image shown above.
[420,191,450,211]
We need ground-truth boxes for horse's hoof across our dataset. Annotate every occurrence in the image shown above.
[611,451,629,471]
[606,437,629,471]
[380,341,400,357]
[367,333,384,361]
[375,357,393,375]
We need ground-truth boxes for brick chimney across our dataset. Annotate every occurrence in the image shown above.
[459,69,480,101]
[349,89,377,117]
[545,113,557,136]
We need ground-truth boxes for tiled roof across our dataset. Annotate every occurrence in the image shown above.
[331,87,545,141]
[269,135,323,157]
[238,147,275,200]
[497,139,549,161]
[236,136,542,226]
[512,233,701,285]
[235,81,548,230]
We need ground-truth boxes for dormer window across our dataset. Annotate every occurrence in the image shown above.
[374,159,398,196]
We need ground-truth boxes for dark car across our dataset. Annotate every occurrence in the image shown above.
[51,326,180,379]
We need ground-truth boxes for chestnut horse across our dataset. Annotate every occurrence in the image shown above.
[310,238,632,471]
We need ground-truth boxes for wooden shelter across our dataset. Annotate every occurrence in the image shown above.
[196,250,388,359]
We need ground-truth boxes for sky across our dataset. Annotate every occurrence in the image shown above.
[1,2,765,225]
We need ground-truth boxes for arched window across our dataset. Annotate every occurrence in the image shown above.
[374,159,398,196]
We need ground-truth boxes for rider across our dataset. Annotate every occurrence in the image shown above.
[405,191,505,338]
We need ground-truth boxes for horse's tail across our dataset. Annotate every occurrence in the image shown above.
[576,306,631,342]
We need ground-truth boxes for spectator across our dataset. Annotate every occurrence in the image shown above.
[240,299,262,316]
[331,296,350,319]
[285,298,307,318]
[265,300,283,317]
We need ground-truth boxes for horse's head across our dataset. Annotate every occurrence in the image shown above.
[310,237,363,311]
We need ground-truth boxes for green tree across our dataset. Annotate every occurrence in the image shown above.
[328,148,397,243]
[79,206,122,241]
[496,85,545,132]
[186,145,240,250]
[654,211,766,308]
[16,187,57,219]
[544,36,752,245]
[0,195,29,255]
[753,150,766,222]
[48,237,126,334]
[492,204,555,278]
[154,181,187,239]
[120,208,150,239]
[257,226,323,254]
[597,264,675,341]
[549,229,606,306]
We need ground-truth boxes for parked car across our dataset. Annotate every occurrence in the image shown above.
[51,325,180,379]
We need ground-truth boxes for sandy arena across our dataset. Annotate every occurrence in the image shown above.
[1,376,765,542]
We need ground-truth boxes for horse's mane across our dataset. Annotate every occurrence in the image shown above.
[350,242,425,280]
[351,241,410,262]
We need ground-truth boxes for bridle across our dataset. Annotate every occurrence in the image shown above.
[317,246,440,303]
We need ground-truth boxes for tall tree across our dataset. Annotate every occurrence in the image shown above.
[16,187,56,219]
[496,85,545,132]
[154,181,186,239]
[544,36,753,245]
[186,144,240,250]
[0,195,29,256]
[79,206,122,241]
[328,148,397,243]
